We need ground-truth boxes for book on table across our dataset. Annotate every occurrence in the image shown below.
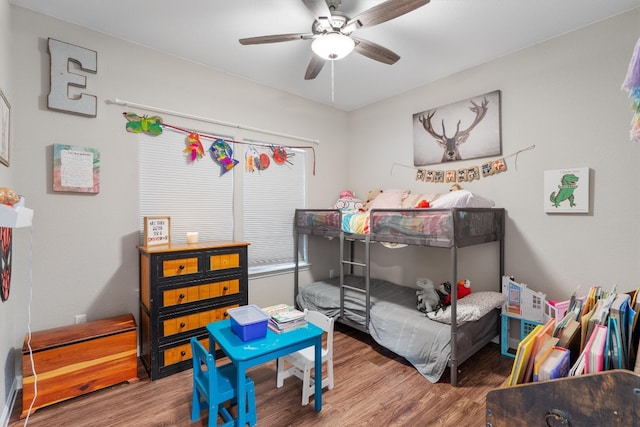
[262,304,307,332]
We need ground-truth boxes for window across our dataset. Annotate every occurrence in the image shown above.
[138,131,233,243]
[242,143,306,273]
[139,131,307,274]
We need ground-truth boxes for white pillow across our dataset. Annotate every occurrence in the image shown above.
[427,291,506,324]
[369,189,409,209]
[429,190,495,209]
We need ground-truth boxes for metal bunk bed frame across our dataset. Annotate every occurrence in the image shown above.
[294,207,505,386]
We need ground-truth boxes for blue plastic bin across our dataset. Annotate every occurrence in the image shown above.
[228,305,268,342]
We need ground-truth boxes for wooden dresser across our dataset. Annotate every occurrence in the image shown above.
[138,241,249,380]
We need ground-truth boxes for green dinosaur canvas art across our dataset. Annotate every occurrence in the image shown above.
[550,173,579,208]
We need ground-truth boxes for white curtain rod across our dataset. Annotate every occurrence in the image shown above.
[105,98,320,145]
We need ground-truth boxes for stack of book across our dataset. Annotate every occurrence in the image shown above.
[262,304,307,333]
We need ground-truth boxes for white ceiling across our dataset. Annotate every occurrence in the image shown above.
[9,0,640,111]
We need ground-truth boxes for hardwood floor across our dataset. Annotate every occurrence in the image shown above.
[9,324,512,427]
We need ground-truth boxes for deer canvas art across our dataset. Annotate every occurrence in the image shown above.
[412,90,501,166]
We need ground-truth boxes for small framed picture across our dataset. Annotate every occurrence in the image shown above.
[0,89,10,167]
[143,216,171,246]
[544,168,590,213]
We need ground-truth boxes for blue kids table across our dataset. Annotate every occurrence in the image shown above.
[207,319,323,426]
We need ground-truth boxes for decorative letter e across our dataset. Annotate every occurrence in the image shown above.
[48,38,97,117]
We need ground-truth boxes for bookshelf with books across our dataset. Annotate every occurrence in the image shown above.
[504,285,640,388]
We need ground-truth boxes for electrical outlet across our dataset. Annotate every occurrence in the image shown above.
[74,314,87,324]
[329,269,334,279]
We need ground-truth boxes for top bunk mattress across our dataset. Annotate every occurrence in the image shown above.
[295,207,505,248]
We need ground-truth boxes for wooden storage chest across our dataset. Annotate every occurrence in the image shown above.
[21,313,138,418]
[138,241,249,380]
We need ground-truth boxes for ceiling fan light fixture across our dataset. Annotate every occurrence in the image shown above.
[311,32,355,60]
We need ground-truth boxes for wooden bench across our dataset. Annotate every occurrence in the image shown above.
[21,313,138,418]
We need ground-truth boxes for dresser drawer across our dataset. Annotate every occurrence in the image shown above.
[161,304,237,338]
[162,256,199,277]
[162,336,209,367]
[162,279,240,307]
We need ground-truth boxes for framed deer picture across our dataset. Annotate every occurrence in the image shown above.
[412,90,501,166]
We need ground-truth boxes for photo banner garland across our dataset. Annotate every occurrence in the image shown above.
[122,112,317,175]
[391,144,535,184]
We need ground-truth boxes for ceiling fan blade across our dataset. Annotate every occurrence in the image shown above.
[239,33,313,45]
[301,0,333,22]
[304,54,326,80]
[353,37,400,65]
[345,0,430,32]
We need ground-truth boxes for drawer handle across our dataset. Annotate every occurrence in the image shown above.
[178,293,185,299]
[181,350,186,356]
[223,312,229,317]
[180,322,186,328]
[223,286,229,291]
[179,265,185,270]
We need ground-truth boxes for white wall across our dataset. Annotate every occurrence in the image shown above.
[0,0,20,422]
[347,9,640,300]
[4,5,348,414]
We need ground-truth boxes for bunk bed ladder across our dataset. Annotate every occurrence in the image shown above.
[339,232,370,333]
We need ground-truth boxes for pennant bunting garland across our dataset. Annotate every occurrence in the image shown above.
[416,158,507,183]
[393,145,535,185]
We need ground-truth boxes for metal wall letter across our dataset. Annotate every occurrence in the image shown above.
[48,38,97,117]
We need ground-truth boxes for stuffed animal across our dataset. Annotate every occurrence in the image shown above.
[332,190,363,212]
[441,279,472,306]
[0,187,20,206]
[415,199,430,208]
[450,183,463,192]
[361,189,383,211]
[416,278,440,313]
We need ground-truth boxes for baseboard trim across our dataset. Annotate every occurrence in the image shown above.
[1,376,20,427]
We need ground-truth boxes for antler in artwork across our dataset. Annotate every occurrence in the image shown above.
[419,97,489,162]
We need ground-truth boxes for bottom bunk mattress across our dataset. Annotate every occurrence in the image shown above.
[296,275,499,383]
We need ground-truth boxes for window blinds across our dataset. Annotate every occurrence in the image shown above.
[138,130,234,244]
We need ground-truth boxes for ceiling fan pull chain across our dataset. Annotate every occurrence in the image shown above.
[331,59,335,104]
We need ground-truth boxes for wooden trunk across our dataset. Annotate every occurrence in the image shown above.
[21,313,138,418]
[486,369,640,426]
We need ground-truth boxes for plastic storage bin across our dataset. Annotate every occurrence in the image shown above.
[228,305,268,342]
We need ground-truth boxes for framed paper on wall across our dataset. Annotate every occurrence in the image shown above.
[143,216,171,246]
[544,167,590,213]
[53,144,100,193]
[0,89,10,166]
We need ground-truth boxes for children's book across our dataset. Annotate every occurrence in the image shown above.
[508,324,543,386]
[523,318,555,383]
[538,346,571,381]
[585,323,608,374]
[262,304,306,323]
[608,316,623,370]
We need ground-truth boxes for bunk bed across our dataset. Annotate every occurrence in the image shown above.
[293,196,505,386]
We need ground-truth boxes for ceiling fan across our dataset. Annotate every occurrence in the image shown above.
[239,0,431,80]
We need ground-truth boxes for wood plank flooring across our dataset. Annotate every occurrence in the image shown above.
[9,324,512,427]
